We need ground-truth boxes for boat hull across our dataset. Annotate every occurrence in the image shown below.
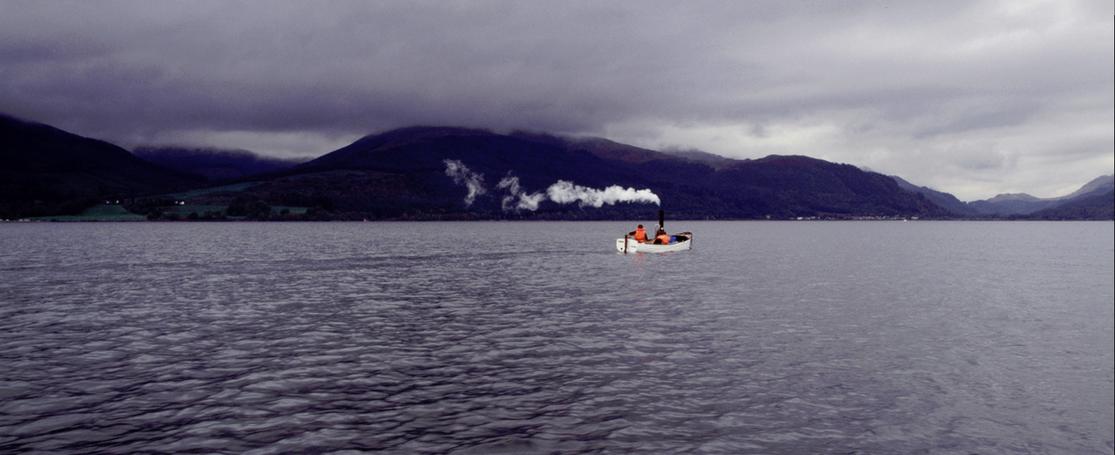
[616,236,692,253]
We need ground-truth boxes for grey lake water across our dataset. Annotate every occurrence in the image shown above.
[0,221,1112,454]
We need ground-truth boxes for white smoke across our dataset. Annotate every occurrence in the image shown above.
[497,175,546,211]
[496,175,520,210]
[545,180,661,207]
[443,159,485,206]
[446,160,661,211]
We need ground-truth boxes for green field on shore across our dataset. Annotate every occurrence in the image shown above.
[33,204,146,221]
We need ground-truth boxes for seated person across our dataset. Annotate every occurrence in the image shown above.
[628,224,648,243]
[655,229,670,245]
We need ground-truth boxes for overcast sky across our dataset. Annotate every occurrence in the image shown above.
[1,1,1111,200]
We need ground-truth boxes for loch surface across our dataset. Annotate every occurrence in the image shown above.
[1,221,1112,453]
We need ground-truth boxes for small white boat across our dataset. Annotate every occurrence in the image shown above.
[616,232,692,254]
[617,210,692,254]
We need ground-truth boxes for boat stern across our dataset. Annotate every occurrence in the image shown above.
[616,238,632,253]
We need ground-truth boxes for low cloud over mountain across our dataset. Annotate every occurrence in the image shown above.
[1,2,1110,200]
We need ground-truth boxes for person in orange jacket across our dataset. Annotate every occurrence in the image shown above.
[655,229,671,245]
[628,224,649,243]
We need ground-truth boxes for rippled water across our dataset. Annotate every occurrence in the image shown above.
[0,221,1112,453]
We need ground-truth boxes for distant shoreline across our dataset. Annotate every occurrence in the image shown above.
[4,218,1111,224]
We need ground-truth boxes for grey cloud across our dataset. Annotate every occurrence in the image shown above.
[0,0,1111,198]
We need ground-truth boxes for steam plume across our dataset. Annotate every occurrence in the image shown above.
[445,160,661,210]
[545,180,660,207]
[443,159,485,206]
[497,175,546,211]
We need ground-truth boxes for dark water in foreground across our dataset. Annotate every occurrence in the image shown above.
[0,221,1112,454]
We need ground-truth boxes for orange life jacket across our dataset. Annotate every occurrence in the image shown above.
[634,227,647,242]
[656,234,670,244]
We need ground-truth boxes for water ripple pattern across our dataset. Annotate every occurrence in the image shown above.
[1,221,1112,453]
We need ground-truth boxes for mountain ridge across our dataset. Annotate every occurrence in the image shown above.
[889,175,977,216]
[0,113,201,218]
[892,174,1113,217]
[133,146,303,182]
[2,113,1110,220]
[966,175,1113,216]
[267,127,944,219]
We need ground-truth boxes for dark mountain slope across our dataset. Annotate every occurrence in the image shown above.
[660,149,736,168]
[562,137,667,164]
[891,175,975,216]
[968,175,1115,216]
[1028,190,1114,220]
[0,115,987,221]
[1062,175,1114,199]
[968,193,1055,216]
[705,156,944,218]
[249,127,663,219]
[0,114,200,218]
[133,146,302,182]
[252,128,946,219]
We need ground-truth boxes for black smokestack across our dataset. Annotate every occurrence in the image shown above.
[658,209,665,229]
